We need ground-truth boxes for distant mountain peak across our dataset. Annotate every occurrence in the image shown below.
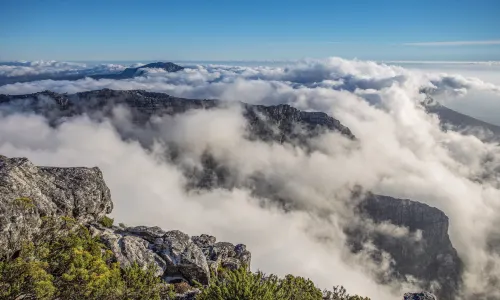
[92,62,184,80]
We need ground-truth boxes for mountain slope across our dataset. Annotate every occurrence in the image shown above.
[423,96,500,142]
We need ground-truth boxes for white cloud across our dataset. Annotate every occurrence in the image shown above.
[0,60,130,77]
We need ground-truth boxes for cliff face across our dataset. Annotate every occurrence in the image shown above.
[0,89,459,298]
[359,194,462,299]
[0,155,112,258]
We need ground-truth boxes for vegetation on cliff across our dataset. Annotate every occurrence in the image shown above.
[0,218,370,300]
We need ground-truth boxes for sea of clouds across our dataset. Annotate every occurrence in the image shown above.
[1,58,500,299]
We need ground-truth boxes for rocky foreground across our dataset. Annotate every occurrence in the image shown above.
[0,155,437,299]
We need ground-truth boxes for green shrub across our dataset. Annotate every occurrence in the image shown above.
[0,243,55,300]
[279,274,323,300]
[13,197,35,210]
[122,263,162,300]
[323,285,371,300]
[197,267,371,300]
[99,216,114,228]
[0,222,372,300]
[0,226,163,300]
[197,267,285,300]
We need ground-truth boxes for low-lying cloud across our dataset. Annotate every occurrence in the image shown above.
[0,60,138,78]
[1,58,500,299]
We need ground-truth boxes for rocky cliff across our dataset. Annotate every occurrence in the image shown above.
[0,155,112,258]
[358,194,462,299]
[0,155,251,299]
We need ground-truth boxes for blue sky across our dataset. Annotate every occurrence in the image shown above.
[1,0,499,61]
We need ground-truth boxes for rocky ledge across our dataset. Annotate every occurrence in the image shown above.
[93,225,251,286]
[0,155,112,257]
[0,155,250,298]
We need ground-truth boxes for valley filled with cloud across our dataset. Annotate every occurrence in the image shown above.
[1,58,500,299]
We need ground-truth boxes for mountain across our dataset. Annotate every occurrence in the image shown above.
[422,95,500,142]
[90,62,185,80]
[0,62,184,85]
[0,89,459,299]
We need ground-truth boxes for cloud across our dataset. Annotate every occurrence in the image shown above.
[403,40,500,46]
[1,57,500,298]
[0,60,133,78]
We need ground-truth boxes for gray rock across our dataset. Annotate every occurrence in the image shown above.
[221,257,242,270]
[234,243,252,267]
[94,225,251,285]
[191,234,216,247]
[0,155,112,257]
[193,238,251,273]
[403,292,437,300]
[97,226,167,277]
[155,230,210,285]
[127,225,167,243]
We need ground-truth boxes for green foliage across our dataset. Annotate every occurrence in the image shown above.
[197,267,371,300]
[279,274,323,300]
[0,243,55,300]
[0,219,371,300]
[0,226,163,300]
[99,215,114,228]
[159,283,177,300]
[323,285,371,300]
[122,263,162,300]
[197,267,284,300]
[13,197,35,210]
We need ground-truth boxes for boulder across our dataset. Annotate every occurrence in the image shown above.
[192,235,251,273]
[0,155,112,257]
[96,226,167,277]
[403,292,437,300]
[154,230,210,285]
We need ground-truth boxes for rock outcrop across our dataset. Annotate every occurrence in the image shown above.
[93,225,251,286]
[359,194,462,299]
[0,155,112,258]
[404,291,437,300]
[0,155,250,290]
